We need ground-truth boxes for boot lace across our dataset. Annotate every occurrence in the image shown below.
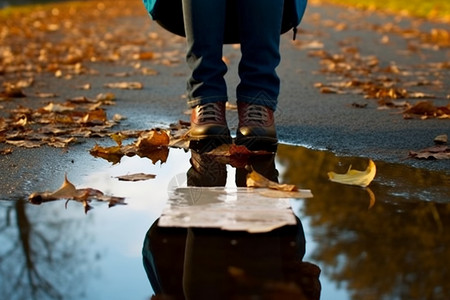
[198,103,223,122]
[243,105,269,125]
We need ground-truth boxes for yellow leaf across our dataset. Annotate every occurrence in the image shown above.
[328,160,376,187]
[247,168,298,192]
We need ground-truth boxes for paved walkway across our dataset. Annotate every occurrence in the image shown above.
[0,0,448,199]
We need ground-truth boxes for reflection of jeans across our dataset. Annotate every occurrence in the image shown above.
[182,0,284,111]
[142,217,309,299]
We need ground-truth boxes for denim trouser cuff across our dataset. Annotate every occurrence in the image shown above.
[187,95,228,108]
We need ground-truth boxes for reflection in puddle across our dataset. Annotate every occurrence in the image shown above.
[1,143,449,299]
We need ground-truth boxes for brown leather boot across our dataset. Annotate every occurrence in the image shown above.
[189,102,231,151]
[236,102,278,151]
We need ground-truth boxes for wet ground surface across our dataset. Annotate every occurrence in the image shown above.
[1,1,449,299]
[1,144,449,299]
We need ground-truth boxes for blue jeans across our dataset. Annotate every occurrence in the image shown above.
[182,0,284,111]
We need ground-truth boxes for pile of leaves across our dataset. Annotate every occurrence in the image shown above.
[0,92,123,149]
[297,3,450,120]
[0,1,182,155]
[308,48,450,119]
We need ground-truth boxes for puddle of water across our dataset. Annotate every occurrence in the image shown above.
[0,144,449,299]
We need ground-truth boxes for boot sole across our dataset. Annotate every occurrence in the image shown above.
[235,136,278,152]
[189,135,232,153]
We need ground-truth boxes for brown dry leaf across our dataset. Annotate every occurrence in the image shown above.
[136,129,170,150]
[403,101,450,119]
[434,134,448,144]
[90,144,123,164]
[247,167,298,192]
[35,92,57,98]
[96,92,116,101]
[77,83,91,90]
[90,130,170,164]
[104,82,143,90]
[0,148,13,155]
[41,102,75,113]
[136,51,154,60]
[0,86,26,98]
[46,137,76,148]
[6,140,43,148]
[79,109,107,125]
[408,145,450,160]
[139,147,170,164]
[116,173,156,182]
[28,174,126,214]
[328,160,376,187]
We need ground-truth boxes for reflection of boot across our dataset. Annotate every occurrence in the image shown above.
[187,150,227,187]
[235,154,278,187]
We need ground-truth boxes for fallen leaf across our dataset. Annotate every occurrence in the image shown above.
[104,81,143,89]
[90,144,123,164]
[48,173,77,199]
[35,92,57,98]
[434,134,448,144]
[136,129,170,150]
[0,148,13,155]
[408,145,450,160]
[328,159,376,187]
[41,102,75,113]
[6,140,43,148]
[116,173,156,181]
[90,129,170,164]
[247,167,298,192]
[28,174,126,213]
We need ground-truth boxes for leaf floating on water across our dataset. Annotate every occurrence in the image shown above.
[90,129,169,164]
[328,160,376,187]
[116,173,156,182]
[28,174,126,214]
[246,167,302,193]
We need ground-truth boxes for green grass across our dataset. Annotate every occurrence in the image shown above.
[323,0,450,21]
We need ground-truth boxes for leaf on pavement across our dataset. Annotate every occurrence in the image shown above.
[136,129,170,150]
[104,81,143,90]
[328,159,376,187]
[116,173,156,182]
[408,145,450,160]
[434,134,448,144]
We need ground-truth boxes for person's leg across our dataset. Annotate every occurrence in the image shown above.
[235,0,284,151]
[182,0,231,147]
[182,0,228,107]
[236,0,284,111]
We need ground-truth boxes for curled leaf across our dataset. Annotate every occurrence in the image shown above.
[247,167,298,192]
[328,160,376,187]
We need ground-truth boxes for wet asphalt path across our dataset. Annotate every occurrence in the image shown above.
[0,1,449,200]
